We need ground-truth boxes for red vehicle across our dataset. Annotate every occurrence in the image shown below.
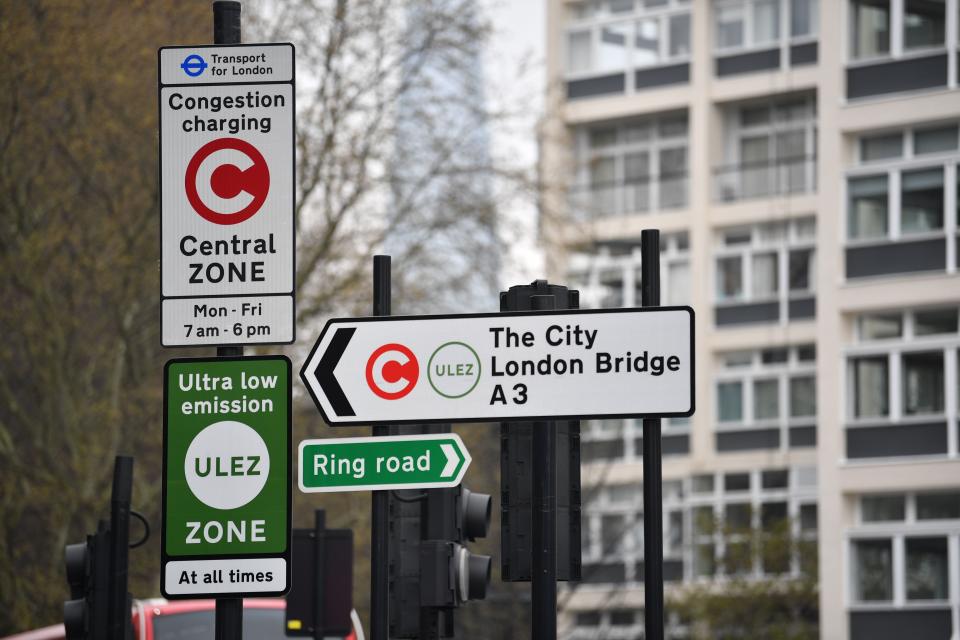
[3,598,357,640]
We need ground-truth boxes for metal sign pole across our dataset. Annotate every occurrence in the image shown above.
[370,255,391,640]
[213,2,244,639]
[641,229,664,640]
[531,293,558,640]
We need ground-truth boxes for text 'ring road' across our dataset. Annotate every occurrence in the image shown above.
[185,137,270,225]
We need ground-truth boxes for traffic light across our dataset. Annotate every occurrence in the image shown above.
[62,456,135,640]
[388,424,492,638]
[63,522,110,640]
[420,486,492,608]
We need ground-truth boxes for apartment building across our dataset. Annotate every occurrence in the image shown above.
[541,1,960,638]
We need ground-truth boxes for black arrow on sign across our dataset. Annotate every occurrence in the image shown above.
[315,327,356,417]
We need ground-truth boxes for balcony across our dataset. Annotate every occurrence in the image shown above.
[568,172,688,220]
[714,155,817,203]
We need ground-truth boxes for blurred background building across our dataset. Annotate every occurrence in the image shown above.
[540,0,960,637]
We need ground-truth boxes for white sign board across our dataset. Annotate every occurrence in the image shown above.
[300,308,695,425]
[159,44,295,346]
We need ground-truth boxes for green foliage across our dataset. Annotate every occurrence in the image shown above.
[0,1,209,633]
[669,514,819,640]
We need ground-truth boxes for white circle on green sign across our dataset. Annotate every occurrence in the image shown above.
[427,341,481,399]
[184,420,270,510]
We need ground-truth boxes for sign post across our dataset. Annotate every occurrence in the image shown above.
[158,38,295,347]
[299,433,471,493]
[161,356,292,599]
[300,307,695,425]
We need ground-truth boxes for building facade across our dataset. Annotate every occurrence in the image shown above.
[541,1,960,638]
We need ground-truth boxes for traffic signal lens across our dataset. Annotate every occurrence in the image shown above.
[63,599,87,639]
[64,542,88,599]
[461,488,491,541]
[466,553,491,601]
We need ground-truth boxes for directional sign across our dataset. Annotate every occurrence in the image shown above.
[158,44,295,347]
[162,356,291,599]
[298,434,471,493]
[300,307,694,426]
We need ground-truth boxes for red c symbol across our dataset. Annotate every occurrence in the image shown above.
[185,137,270,225]
[366,344,419,400]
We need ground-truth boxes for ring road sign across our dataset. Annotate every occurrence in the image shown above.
[298,434,471,493]
[300,307,694,426]
[158,44,295,347]
[162,356,291,599]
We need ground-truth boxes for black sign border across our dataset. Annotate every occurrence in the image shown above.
[157,43,297,348]
[300,306,697,427]
[161,355,293,600]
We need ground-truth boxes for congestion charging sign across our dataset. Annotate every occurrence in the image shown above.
[158,44,295,347]
[300,307,695,426]
[161,356,292,598]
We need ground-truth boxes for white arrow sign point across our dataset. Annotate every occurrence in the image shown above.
[440,443,460,478]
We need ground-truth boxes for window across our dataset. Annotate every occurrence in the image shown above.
[789,376,816,417]
[905,537,948,600]
[753,0,780,44]
[751,253,779,298]
[916,492,960,519]
[714,219,816,312]
[725,502,752,529]
[799,504,817,530]
[791,0,817,37]
[564,1,692,76]
[719,95,817,201]
[860,313,903,340]
[903,0,945,51]
[915,308,958,334]
[602,514,627,552]
[853,539,893,601]
[716,256,743,300]
[716,3,746,48]
[567,30,593,73]
[850,0,891,59]
[754,378,780,420]
[852,356,889,418]
[718,381,744,421]
[669,13,692,56]
[725,472,751,492]
[851,124,958,245]
[716,344,816,434]
[900,168,943,233]
[693,474,716,494]
[861,494,905,521]
[914,124,958,155]
[901,351,944,415]
[789,249,814,292]
[573,113,688,218]
[860,132,903,162]
[762,469,789,490]
[715,0,816,52]
[850,0,947,61]
[848,175,888,239]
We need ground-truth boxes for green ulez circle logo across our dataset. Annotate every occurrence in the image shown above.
[427,341,481,399]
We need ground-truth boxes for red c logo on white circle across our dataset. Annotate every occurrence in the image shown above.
[365,344,419,400]
[185,137,269,225]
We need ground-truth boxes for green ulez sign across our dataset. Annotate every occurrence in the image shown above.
[298,433,471,493]
[161,356,291,599]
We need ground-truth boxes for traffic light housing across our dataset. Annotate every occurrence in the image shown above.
[62,456,135,640]
[388,425,492,638]
[63,522,110,640]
